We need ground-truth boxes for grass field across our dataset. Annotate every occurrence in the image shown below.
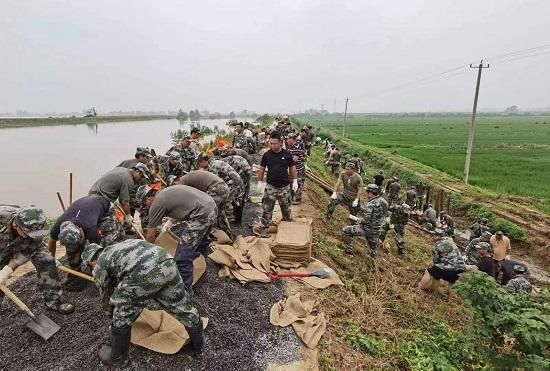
[304,115,550,209]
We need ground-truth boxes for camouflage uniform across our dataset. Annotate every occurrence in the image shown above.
[327,193,361,218]
[222,155,251,202]
[380,204,411,254]
[167,145,197,172]
[233,132,255,154]
[342,195,389,260]
[432,237,466,271]
[206,181,232,238]
[170,211,217,289]
[87,240,201,330]
[415,183,426,211]
[388,181,401,206]
[405,189,417,210]
[441,214,455,236]
[469,222,490,241]
[464,238,493,265]
[0,206,63,307]
[152,155,185,182]
[261,184,292,230]
[505,276,533,294]
[208,159,244,206]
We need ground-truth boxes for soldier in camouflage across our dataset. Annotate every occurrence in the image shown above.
[0,206,74,314]
[233,122,255,154]
[379,203,411,255]
[81,240,204,367]
[167,136,196,172]
[116,147,153,169]
[219,152,251,222]
[405,186,417,210]
[151,151,186,183]
[505,265,534,294]
[418,234,465,291]
[342,184,389,265]
[469,218,490,241]
[439,211,455,236]
[197,154,244,209]
[464,231,493,265]
[387,177,401,207]
[48,195,124,290]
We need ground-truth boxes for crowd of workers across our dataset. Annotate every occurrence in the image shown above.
[0,115,539,367]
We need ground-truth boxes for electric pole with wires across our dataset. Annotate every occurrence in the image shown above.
[342,97,349,138]
[464,60,490,184]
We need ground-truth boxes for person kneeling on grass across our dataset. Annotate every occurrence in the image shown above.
[418,232,465,293]
[81,240,204,367]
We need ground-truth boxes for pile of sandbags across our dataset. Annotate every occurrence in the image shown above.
[271,218,312,265]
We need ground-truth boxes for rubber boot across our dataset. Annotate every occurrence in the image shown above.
[186,322,204,355]
[233,205,243,224]
[99,326,131,367]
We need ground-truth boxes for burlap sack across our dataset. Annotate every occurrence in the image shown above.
[270,293,326,349]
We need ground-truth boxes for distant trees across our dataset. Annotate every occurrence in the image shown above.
[189,109,201,121]
[504,105,519,115]
[229,111,236,119]
[177,109,189,120]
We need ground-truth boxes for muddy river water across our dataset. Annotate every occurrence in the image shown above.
[0,118,234,216]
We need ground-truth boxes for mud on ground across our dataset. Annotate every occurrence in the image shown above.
[0,179,302,371]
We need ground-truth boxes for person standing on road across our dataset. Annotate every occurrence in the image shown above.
[326,162,364,220]
[0,206,74,314]
[327,146,341,175]
[387,177,401,207]
[342,184,388,263]
[81,240,204,367]
[256,131,298,236]
[189,128,202,155]
[286,133,306,204]
[405,186,417,211]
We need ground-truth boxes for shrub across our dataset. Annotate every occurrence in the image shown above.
[345,325,387,356]
[466,204,528,241]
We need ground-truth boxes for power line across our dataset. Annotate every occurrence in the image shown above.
[485,43,550,63]
[490,49,550,65]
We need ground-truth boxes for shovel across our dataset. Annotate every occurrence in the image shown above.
[57,266,95,282]
[0,284,60,340]
[268,267,333,280]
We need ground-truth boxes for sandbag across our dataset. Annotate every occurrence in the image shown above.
[270,293,326,349]
[272,219,312,262]
[132,311,208,354]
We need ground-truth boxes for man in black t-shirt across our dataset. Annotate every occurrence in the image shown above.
[257,131,298,235]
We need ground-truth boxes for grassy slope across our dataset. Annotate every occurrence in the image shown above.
[305,115,550,212]
[303,148,472,370]
[0,115,176,129]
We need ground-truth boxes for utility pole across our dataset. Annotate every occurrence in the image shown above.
[463,60,489,184]
[342,97,349,137]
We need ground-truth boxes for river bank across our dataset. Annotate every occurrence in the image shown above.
[0,115,176,129]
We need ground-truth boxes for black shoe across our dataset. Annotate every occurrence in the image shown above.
[186,322,204,355]
[99,326,131,367]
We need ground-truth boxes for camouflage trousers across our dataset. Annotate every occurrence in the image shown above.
[110,258,201,329]
[379,221,406,252]
[207,182,232,238]
[388,193,400,207]
[261,184,292,230]
[342,223,381,260]
[290,171,306,202]
[172,210,217,289]
[242,171,251,201]
[327,193,360,219]
[0,247,62,306]
[417,195,425,211]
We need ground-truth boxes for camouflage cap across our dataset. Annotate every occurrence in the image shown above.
[135,147,152,158]
[136,184,153,206]
[513,264,526,274]
[481,231,493,239]
[81,243,104,272]
[59,221,81,245]
[365,183,379,194]
[481,217,488,223]
[197,153,210,162]
[287,133,297,139]
[133,163,151,181]
[213,147,229,157]
[14,207,48,240]
[168,151,181,161]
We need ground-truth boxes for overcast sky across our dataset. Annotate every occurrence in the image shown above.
[2,0,549,113]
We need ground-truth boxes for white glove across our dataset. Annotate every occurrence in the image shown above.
[55,259,62,267]
[331,192,338,200]
[0,265,13,285]
[352,198,359,207]
[161,218,176,232]
[124,214,133,227]
[257,181,266,194]
[349,215,360,222]
[504,255,510,260]
[292,179,299,193]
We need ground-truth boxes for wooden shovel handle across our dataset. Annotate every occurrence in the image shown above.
[57,266,95,282]
[0,284,35,319]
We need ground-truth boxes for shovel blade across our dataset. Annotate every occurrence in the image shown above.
[311,267,333,279]
[25,313,61,341]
